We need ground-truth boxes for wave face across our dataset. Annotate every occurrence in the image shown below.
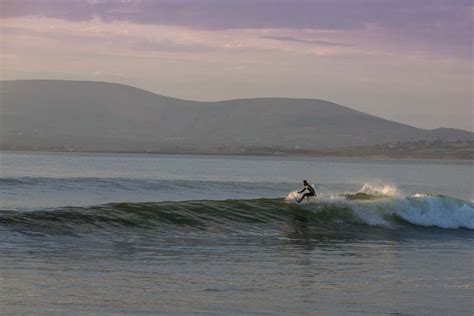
[1,191,472,237]
[287,184,474,229]
[301,194,473,229]
[0,176,293,210]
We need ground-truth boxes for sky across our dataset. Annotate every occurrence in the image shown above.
[0,0,472,131]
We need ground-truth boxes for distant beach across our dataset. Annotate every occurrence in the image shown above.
[2,139,473,160]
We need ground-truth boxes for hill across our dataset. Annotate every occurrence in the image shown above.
[1,80,472,153]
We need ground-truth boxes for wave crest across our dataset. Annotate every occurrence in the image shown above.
[1,192,473,236]
[356,184,398,197]
[395,194,474,229]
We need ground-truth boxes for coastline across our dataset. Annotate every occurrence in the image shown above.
[1,144,472,161]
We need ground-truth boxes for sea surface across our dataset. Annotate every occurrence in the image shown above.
[0,151,473,315]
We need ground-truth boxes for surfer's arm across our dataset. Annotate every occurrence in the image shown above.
[298,188,306,193]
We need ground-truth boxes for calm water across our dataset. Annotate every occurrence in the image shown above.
[1,151,473,315]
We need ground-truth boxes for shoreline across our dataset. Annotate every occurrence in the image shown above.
[1,148,472,162]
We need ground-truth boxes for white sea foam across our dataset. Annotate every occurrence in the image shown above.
[287,184,474,229]
[394,194,474,229]
[356,183,399,197]
[285,191,301,202]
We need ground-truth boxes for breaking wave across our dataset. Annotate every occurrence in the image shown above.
[1,185,472,237]
[286,184,474,229]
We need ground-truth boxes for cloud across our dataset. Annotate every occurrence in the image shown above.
[259,36,352,47]
[1,0,471,31]
[1,0,471,59]
[0,17,354,58]
[129,38,212,53]
[1,20,213,54]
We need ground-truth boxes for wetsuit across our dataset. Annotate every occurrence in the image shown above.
[298,184,316,202]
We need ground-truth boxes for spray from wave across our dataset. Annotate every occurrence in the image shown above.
[286,184,474,229]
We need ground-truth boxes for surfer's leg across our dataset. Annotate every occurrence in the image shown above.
[300,193,317,203]
[298,193,310,203]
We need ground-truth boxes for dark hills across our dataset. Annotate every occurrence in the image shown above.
[1,80,472,153]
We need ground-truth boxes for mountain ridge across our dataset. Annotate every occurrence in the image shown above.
[1,79,472,152]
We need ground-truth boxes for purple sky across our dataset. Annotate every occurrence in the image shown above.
[2,0,471,58]
[1,0,472,130]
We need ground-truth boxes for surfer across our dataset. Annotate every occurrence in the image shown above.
[298,180,316,203]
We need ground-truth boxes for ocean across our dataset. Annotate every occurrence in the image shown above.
[0,151,473,315]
